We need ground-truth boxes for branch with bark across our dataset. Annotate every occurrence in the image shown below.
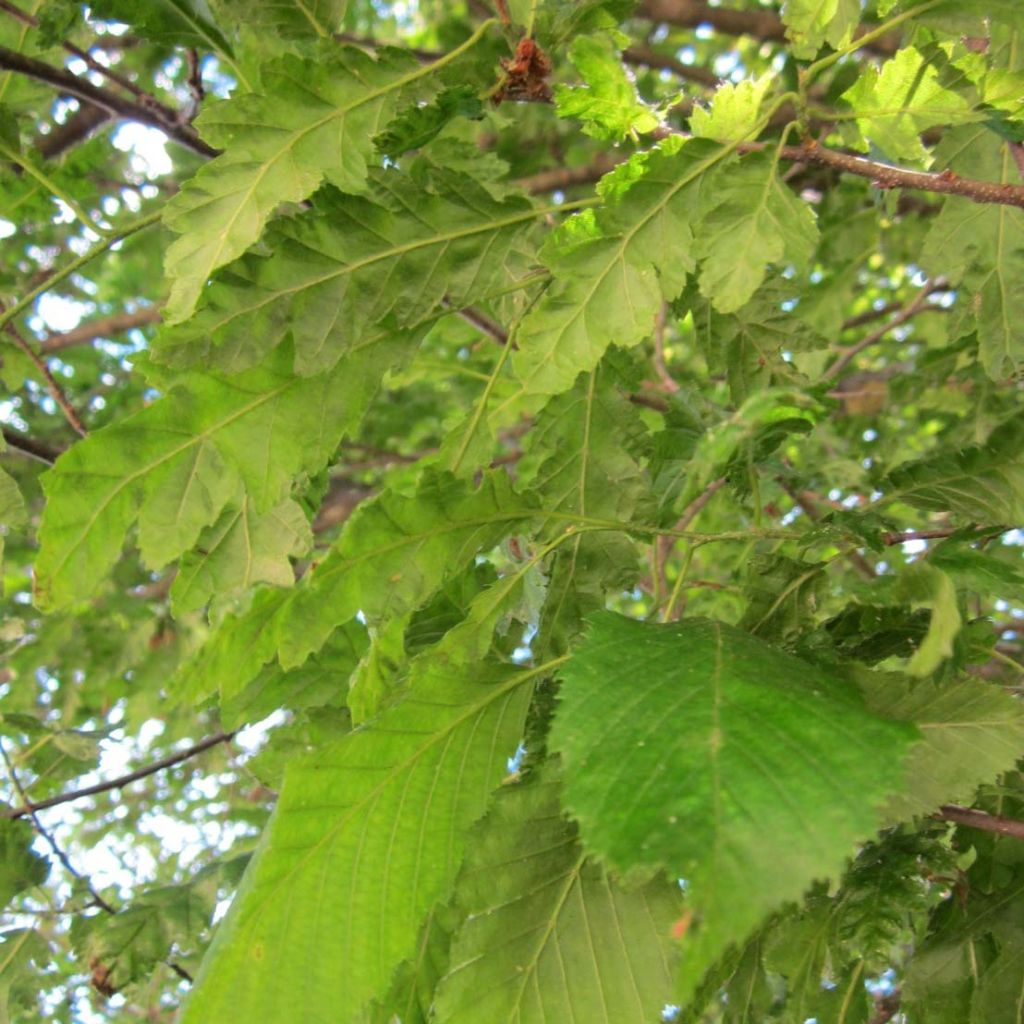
[3,731,236,820]
[0,44,217,158]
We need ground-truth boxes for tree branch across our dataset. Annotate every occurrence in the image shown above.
[939,804,1024,841]
[0,736,116,913]
[637,0,898,55]
[35,101,110,159]
[0,44,217,158]
[40,307,161,354]
[3,731,237,820]
[2,312,87,436]
[782,141,1024,209]
[2,426,61,463]
[515,151,624,194]
[822,277,945,382]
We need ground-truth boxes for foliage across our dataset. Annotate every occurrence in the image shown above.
[0,1,1023,1021]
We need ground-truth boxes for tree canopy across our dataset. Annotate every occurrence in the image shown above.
[0,1,1023,1021]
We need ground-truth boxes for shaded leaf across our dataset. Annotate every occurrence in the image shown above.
[551,612,917,1000]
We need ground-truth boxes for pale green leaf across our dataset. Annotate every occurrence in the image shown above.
[158,170,539,375]
[512,137,724,395]
[176,471,539,708]
[555,34,659,141]
[162,45,429,323]
[841,48,975,163]
[180,654,543,1024]
[690,75,773,142]
[783,0,860,59]
[696,152,818,314]
[433,775,680,1023]
[35,342,395,610]
[893,562,961,677]
[858,671,1024,820]
[551,612,917,1000]
[210,0,347,38]
[0,468,25,530]
[171,496,311,612]
[920,127,1024,379]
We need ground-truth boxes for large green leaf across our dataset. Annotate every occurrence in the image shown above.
[180,653,545,1024]
[87,0,235,57]
[171,496,311,612]
[210,0,347,38]
[158,170,540,375]
[162,45,435,323]
[555,34,659,141]
[882,412,1024,523]
[35,341,397,610]
[920,127,1024,379]
[511,138,724,395]
[841,47,975,162]
[695,152,819,314]
[551,612,917,999]
[275,470,538,668]
[857,671,1024,820]
[433,775,680,1022]
[520,365,654,646]
[172,471,539,707]
[782,0,860,58]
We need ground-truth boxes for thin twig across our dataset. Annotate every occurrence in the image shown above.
[4,731,237,820]
[651,302,679,393]
[2,312,87,436]
[453,304,509,346]
[184,48,203,122]
[822,278,944,383]
[0,736,116,913]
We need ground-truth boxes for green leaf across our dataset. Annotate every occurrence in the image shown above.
[35,343,393,610]
[893,561,962,677]
[273,470,538,670]
[841,48,975,163]
[551,612,917,1000]
[0,929,50,1022]
[882,412,1024,524]
[157,170,539,375]
[782,0,860,59]
[433,774,680,1022]
[555,34,659,141]
[71,884,210,991]
[87,0,235,58]
[162,45,431,323]
[0,468,26,530]
[512,138,726,395]
[0,820,48,908]
[209,0,347,39]
[375,86,484,157]
[857,671,1024,820]
[520,365,654,644]
[180,654,544,1024]
[171,496,311,612]
[688,280,824,402]
[696,152,819,314]
[920,127,1024,379]
[690,75,773,142]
